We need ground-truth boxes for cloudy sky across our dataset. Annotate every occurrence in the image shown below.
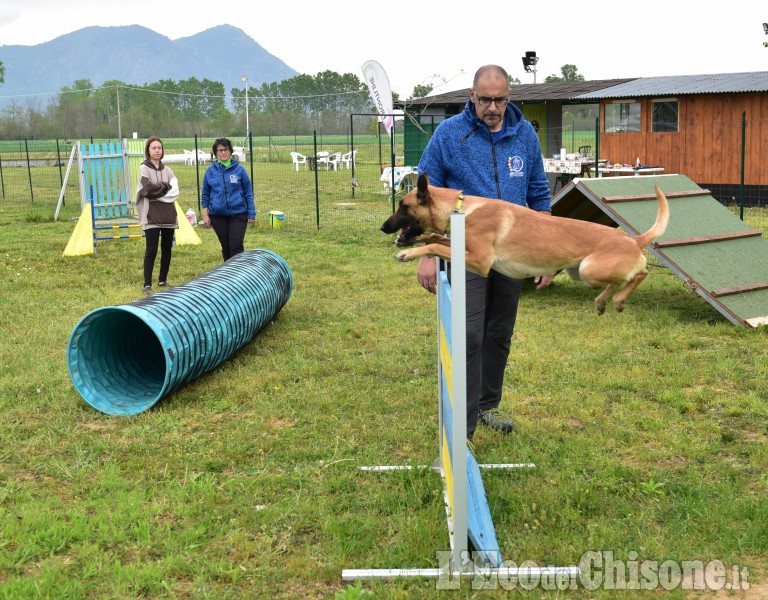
[1,0,766,96]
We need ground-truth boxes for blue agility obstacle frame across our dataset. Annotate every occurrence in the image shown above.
[343,212,580,582]
[80,141,131,219]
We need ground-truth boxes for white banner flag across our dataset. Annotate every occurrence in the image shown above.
[361,60,394,134]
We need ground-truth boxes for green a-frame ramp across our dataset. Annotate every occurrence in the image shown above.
[551,175,768,329]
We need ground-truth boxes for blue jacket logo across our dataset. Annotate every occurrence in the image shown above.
[507,155,524,177]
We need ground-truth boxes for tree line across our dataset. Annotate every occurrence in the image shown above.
[0,69,407,141]
[0,60,584,141]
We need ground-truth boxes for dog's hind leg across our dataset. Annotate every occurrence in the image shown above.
[611,269,648,312]
[594,284,619,315]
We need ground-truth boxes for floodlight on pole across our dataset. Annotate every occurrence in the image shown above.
[521,51,539,83]
[241,75,250,138]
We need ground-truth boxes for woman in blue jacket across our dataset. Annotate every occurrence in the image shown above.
[202,137,256,261]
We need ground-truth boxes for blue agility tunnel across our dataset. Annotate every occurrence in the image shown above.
[67,249,293,416]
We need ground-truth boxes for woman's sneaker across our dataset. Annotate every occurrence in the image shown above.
[143,285,153,295]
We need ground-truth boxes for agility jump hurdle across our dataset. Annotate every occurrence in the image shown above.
[343,211,580,582]
[61,141,137,256]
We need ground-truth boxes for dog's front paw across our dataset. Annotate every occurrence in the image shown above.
[395,250,414,262]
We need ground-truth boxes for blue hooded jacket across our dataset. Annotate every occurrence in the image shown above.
[201,159,256,219]
[418,99,551,211]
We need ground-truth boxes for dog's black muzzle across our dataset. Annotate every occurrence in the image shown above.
[381,213,422,246]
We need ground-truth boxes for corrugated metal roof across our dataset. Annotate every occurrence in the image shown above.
[400,78,637,107]
[576,72,768,99]
[400,72,768,107]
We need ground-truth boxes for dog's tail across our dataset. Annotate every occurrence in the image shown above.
[634,185,670,249]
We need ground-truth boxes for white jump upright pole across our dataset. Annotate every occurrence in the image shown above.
[442,210,468,572]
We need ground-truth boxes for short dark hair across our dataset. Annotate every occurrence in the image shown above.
[212,137,233,156]
[144,136,164,160]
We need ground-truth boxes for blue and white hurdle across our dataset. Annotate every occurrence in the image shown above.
[343,211,580,582]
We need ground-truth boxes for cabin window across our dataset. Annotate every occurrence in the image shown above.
[605,101,640,133]
[652,98,679,132]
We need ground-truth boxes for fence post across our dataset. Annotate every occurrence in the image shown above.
[24,139,34,202]
[595,117,601,178]
[247,130,254,195]
[194,134,202,215]
[313,130,320,229]
[350,114,356,198]
[56,139,65,191]
[740,111,746,221]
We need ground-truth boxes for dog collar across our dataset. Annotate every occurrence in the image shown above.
[444,194,464,233]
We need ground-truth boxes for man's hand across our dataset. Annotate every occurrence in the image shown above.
[417,257,437,295]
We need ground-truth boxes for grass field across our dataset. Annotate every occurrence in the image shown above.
[0,211,766,597]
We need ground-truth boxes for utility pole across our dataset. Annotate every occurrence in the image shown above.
[116,84,122,140]
[241,75,250,139]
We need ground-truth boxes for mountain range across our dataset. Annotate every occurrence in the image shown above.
[0,25,299,108]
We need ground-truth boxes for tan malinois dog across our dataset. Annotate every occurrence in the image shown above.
[381,173,669,315]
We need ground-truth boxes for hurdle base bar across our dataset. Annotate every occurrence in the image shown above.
[94,234,145,241]
[358,462,536,472]
[93,223,142,229]
[342,565,581,582]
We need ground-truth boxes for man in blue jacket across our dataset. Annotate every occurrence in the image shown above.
[416,65,552,442]
[202,137,256,261]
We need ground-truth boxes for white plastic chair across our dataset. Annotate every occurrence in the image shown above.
[340,150,357,169]
[290,152,308,171]
[315,151,330,170]
[232,146,246,162]
[328,152,342,171]
[184,149,210,165]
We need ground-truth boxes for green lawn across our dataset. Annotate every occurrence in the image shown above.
[0,213,766,597]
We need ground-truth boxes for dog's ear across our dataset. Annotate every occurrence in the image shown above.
[416,172,430,203]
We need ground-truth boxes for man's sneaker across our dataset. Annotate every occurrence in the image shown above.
[143,285,153,295]
[478,409,514,434]
[158,281,171,288]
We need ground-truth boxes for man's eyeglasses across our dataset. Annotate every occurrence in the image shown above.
[475,96,508,108]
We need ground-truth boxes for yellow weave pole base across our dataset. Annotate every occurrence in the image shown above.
[63,203,95,256]
[174,202,202,246]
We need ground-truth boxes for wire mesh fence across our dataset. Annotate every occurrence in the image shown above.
[0,129,409,234]
[1,118,767,235]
